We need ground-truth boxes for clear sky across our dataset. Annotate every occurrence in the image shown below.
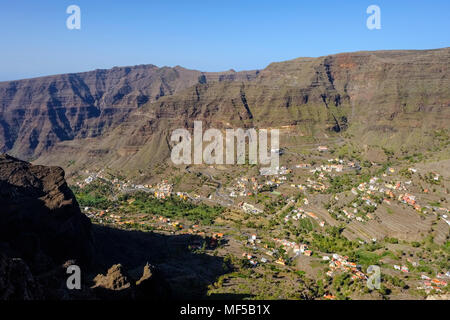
[0,0,449,81]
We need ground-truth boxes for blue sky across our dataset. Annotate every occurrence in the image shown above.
[0,0,449,81]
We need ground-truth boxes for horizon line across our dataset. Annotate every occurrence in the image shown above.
[1,46,448,83]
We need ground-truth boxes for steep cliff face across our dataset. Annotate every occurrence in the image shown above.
[0,154,94,265]
[0,48,449,171]
[0,154,93,299]
[0,65,258,158]
[0,155,173,300]
[31,48,449,173]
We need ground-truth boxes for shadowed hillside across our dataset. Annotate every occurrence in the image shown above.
[0,154,230,300]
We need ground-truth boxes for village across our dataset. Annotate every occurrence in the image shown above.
[70,142,450,300]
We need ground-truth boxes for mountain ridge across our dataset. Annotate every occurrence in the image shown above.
[1,48,449,173]
[0,64,258,158]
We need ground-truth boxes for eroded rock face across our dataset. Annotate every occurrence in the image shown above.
[0,65,258,159]
[93,264,132,291]
[0,154,97,299]
[0,154,94,266]
[16,48,448,175]
[92,263,171,300]
[92,264,134,300]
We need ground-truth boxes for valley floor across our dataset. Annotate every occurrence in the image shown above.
[70,139,450,300]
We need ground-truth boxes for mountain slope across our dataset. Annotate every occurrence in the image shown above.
[32,48,450,174]
[1,48,449,173]
[0,65,258,158]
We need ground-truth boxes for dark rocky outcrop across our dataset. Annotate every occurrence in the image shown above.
[92,264,134,299]
[0,154,95,299]
[0,154,94,266]
[91,263,170,300]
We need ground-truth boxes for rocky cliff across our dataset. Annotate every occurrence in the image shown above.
[0,154,94,299]
[0,48,449,172]
[0,154,94,265]
[0,65,257,158]
[31,48,450,174]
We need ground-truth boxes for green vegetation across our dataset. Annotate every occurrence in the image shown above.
[72,181,113,209]
[309,226,360,255]
[327,174,354,193]
[119,192,224,225]
[73,182,224,225]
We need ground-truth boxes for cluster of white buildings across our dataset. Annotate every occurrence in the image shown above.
[339,169,424,221]
[273,238,312,257]
[77,169,106,186]
[284,208,326,227]
[154,181,173,199]
[239,202,263,214]
[228,176,259,197]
